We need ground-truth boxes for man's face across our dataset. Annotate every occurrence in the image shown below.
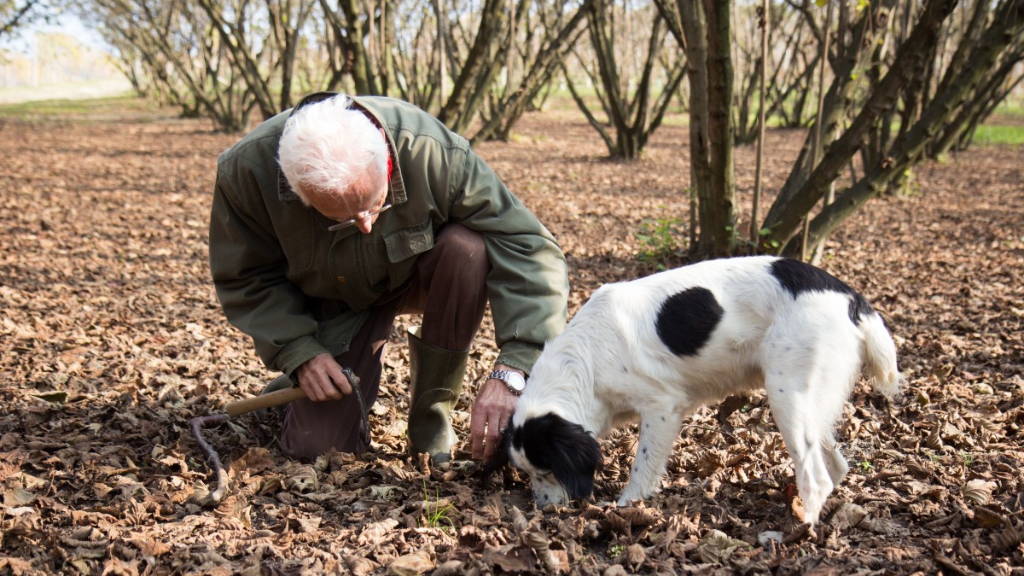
[306,181,390,235]
[304,127,392,235]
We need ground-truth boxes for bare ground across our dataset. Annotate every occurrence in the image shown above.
[0,105,1022,575]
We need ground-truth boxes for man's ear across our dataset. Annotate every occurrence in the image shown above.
[520,413,601,500]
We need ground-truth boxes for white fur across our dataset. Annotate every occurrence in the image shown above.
[511,255,900,524]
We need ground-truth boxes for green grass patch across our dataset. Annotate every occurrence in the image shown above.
[418,479,456,532]
[636,215,686,269]
[0,93,163,121]
[970,124,1024,146]
[992,100,1024,118]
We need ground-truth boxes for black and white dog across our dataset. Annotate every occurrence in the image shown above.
[505,256,899,524]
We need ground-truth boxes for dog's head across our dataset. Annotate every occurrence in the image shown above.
[504,412,602,506]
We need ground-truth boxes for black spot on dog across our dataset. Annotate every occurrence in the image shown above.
[770,258,872,323]
[656,287,724,356]
[513,413,601,500]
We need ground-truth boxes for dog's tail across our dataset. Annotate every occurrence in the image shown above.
[860,312,901,399]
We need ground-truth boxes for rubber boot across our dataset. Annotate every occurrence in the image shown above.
[407,326,468,464]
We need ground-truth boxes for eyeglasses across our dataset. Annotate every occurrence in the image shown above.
[327,191,392,232]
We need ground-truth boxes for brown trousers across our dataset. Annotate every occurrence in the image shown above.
[280,225,490,459]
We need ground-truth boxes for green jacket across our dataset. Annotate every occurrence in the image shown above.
[209,93,569,377]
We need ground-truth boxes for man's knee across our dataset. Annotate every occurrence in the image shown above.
[435,224,488,278]
[280,428,339,461]
[280,399,366,460]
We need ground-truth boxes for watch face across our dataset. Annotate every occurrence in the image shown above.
[493,369,526,392]
[506,372,526,392]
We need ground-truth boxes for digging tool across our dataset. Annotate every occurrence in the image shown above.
[190,368,367,503]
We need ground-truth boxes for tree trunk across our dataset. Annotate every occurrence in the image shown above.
[473,0,591,143]
[760,0,958,253]
[750,0,768,245]
[438,0,509,134]
[680,0,713,254]
[567,0,685,160]
[701,0,736,256]
[787,0,1024,255]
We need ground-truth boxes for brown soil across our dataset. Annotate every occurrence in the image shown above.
[0,106,1021,575]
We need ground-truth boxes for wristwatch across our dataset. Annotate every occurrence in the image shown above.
[489,368,527,396]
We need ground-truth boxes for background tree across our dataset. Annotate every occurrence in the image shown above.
[0,0,52,39]
[195,0,314,118]
[657,0,736,257]
[319,0,379,96]
[474,0,591,142]
[791,0,1024,256]
[927,0,1024,157]
[760,0,1024,257]
[564,0,686,160]
[69,0,1024,262]
[435,0,509,134]
[88,0,259,131]
[387,0,445,111]
[731,2,819,144]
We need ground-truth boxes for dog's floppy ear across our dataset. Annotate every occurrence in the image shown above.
[516,413,602,500]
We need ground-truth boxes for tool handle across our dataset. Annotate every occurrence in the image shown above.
[225,386,307,417]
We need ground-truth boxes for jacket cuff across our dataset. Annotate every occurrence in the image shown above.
[272,335,332,377]
[496,341,544,376]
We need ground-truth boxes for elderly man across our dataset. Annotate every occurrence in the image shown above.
[209,92,568,464]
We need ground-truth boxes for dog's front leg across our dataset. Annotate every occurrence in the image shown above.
[618,410,683,505]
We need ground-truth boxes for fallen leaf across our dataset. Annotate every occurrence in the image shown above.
[3,487,35,507]
[482,547,534,573]
[131,538,171,558]
[830,502,867,530]
[431,560,464,576]
[624,543,645,567]
[972,506,1005,529]
[388,552,434,576]
[33,391,67,404]
[358,519,399,547]
[962,479,997,505]
[698,529,751,564]
[0,556,36,575]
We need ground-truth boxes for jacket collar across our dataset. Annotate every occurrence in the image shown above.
[276,92,408,207]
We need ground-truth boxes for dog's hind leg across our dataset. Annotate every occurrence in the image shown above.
[762,318,861,524]
[617,408,686,505]
[764,376,834,525]
[822,432,849,486]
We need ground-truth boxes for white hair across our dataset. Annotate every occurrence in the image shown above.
[278,95,388,212]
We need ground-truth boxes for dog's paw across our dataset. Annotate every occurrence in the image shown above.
[616,488,646,506]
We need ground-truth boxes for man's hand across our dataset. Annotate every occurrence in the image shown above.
[296,353,353,402]
[470,364,522,461]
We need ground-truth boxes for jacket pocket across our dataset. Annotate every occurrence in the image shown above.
[383,219,435,263]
